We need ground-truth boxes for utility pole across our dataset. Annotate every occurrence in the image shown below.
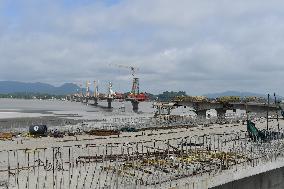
[245,103,248,120]
[274,93,280,131]
[267,94,270,130]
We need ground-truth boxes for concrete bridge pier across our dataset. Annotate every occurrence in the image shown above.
[131,100,139,112]
[216,108,226,120]
[166,107,172,115]
[196,109,207,120]
[75,96,80,102]
[107,98,112,108]
[93,98,98,106]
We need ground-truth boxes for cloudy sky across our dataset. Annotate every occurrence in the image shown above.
[0,0,284,95]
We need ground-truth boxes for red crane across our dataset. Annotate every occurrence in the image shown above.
[110,64,148,101]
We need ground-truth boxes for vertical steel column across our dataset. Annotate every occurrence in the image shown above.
[267,94,270,131]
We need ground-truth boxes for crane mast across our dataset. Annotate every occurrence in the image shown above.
[109,63,147,102]
[85,81,91,97]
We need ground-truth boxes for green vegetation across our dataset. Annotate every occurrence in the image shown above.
[147,91,187,101]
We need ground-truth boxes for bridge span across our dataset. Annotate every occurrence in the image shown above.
[174,100,281,119]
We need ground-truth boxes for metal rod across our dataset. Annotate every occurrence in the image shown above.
[267,94,270,130]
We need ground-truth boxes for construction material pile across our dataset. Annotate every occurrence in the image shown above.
[216,96,241,103]
[87,129,120,136]
[174,96,209,102]
[0,133,12,140]
[243,96,266,103]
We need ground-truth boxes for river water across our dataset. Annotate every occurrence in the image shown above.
[0,98,156,120]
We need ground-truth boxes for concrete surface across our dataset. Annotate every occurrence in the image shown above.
[211,165,284,189]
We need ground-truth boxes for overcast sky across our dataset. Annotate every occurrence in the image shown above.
[0,0,284,95]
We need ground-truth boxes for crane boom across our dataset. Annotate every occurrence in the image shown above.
[109,63,139,76]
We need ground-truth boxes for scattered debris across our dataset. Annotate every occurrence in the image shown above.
[0,133,12,140]
[87,129,120,136]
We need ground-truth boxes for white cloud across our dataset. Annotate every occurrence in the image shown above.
[0,0,284,94]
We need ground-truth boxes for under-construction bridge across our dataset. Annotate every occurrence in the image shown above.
[1,126,284,189]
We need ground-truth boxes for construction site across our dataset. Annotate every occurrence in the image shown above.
[67,64,148,112]
[0,65,284,189]
[0,116,284,189]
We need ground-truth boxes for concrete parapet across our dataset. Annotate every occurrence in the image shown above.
[196,109,207,119]
[211,165,284,189]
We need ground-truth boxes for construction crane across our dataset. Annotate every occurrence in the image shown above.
[93,80,99,98]
[85,81,91,97]
[107,82,115,98]
[110,63,148,101]
[110,63,139,77]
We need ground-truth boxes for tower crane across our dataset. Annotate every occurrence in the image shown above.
[110,63,139,77]
[93,80,99,98]
[85,81,91,97]
[110,63,148,102]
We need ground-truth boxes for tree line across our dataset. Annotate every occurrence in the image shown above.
[0,92,66,100]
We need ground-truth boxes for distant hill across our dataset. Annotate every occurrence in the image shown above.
[0,81,80,95]
[204,90,283,99]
